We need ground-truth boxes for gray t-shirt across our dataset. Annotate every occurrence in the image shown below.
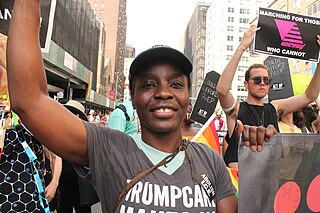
[75,122,235,212]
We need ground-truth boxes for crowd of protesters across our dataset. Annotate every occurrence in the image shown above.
[1,1,320,212]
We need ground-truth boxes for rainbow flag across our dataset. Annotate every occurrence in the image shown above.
[191,114,239,197]
[227,167,239,198]
[191,114,220,153]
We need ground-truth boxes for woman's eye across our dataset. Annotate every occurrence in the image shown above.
[171,81,184,88]
[142,82,156,88]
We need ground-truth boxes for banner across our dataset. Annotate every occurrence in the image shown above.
[264,56,294,101]
[0,0,57,53]
[190,71,220,124]
[239,134,320,213]
[254,7,320,62]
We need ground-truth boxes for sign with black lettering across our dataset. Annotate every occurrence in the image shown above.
[190,71,220,124]
[264,56,294,101]
[254,7,320,62]
[0,0,56,53]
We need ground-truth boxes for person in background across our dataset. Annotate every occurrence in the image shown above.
[278,112,302,134]
[43,146,62,212]
[181,102,200,139]
[58,100,98,213]
[216,25,320,171]
[88,109,95,123]
[214,112,224,131]
[0,33,49,212]
[104,111,110,126]
[294,106,318,133]
[108,99,138,135]
[5,2,277,211]
[94,110,101,124]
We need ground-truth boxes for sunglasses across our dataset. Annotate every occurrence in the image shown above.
[249,76,271,85]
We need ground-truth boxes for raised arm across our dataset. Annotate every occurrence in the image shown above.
[217,25,259,106]
[6,0,88,165]
[0,34,6,69]
[216,25,259,135]
[272,35,320,116]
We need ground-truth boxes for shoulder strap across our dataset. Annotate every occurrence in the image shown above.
[115,104,130,121]
[112,139,191,213]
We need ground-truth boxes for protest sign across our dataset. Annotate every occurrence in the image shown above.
[190,71,220,124]
[239,134,320,213]
[264,56,294,101]
[254,7,320,62]
[0,0,56,53]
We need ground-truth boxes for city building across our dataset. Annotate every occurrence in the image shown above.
[89,0,127,105]
[183,2,211,103]
[205,0,271,102]
[45,0,112,113]
[123,44,135,101]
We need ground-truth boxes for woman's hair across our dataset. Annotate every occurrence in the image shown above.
[294,106,318,131]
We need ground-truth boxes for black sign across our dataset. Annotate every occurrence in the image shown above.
[0,0,56,53]
[264,56,294,101]
[190,71,220,124]
[255,7,320,62]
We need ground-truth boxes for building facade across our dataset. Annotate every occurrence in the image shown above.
[43,0,112,113]
[89,0,127,104]
[184,2,211,103]
[205,0,271,102]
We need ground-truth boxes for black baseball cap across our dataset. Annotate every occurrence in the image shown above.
[129,45,193,79]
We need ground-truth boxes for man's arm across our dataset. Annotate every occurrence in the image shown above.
[7,1,88,165]
[0,33,6,69]
[216,25,259,136]
[272,36,320,116]
[44,147,62,202]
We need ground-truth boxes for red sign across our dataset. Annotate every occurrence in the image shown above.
[109,90,115,100]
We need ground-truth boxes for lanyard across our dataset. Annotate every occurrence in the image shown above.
[0,96,11,159]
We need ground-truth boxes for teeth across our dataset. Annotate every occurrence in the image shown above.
[155,108,172,112]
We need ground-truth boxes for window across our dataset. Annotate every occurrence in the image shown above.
[238,95,247,102]
[240,18,249,23]
[227,55,232,60]
[241,56,249,62]
[238,66,248,72]
[237,86,247,92]
[307,1,320,15]
[227,45,233,51]
[100,10,104,16]
[239,27,247,33]
[240,8,250,14]
[101,2,105,8]
[94,2,97,8]
[228,17,234,22]
[239,37,242,42]
[227,36,234,41]
[228,7,234,13]
[238,76,245,81]
[294,0,301,8]
[227,26,234,32]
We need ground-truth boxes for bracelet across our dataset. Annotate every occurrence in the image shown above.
[222,98,237,113]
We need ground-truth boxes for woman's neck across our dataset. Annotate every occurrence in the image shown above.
[141,129,183,153]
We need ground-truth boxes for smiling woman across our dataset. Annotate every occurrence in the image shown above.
[5,1,237,212]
